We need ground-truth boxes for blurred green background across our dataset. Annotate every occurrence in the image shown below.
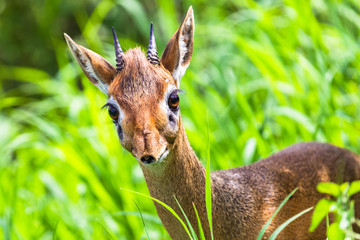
[0,0,360,239]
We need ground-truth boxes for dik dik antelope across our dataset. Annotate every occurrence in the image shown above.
[65,6,360,239]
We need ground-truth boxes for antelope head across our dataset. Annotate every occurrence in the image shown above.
[64,7,194,166]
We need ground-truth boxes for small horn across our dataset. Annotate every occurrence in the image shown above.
[112,27,125,72]
[147,23,160,66]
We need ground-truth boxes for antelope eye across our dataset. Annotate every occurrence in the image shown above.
[168,91,180,111]
[108,105,119,121]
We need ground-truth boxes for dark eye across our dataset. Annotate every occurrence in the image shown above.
[168,91,180,111]
[108,105,119,121]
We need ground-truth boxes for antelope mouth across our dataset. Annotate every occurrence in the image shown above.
[158,148,169,162]
[139,148,169,165]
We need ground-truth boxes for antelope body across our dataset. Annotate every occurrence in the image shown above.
[64,7,360,239]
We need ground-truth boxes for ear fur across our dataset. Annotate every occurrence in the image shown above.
[160,6,195,87]
[64,33,116,94]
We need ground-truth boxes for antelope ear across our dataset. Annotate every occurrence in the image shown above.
[160,6,194,87]
[64,33,116,94]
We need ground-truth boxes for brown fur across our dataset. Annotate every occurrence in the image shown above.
[110,48,174,105]
[211,143,360,239]
[136,112,360,240]
[161,33,179,74]
[160,7,194,85]
[64,34,116,86]
[64,7,360,240]
[108,48,177,160]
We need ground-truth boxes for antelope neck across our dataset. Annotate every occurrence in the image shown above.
[140,116,206,200]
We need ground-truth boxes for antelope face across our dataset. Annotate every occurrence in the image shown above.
[64,7,194,165]
[106,49,180,164]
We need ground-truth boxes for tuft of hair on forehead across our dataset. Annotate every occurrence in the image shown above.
[108,48,175,107]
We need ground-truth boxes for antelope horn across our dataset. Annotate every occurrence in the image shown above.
[147,23,160,66]
[112,27,125,72]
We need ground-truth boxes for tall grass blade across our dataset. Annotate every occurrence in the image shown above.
[206,112,214,240]
[120,188,193,239]
[110,211,162,225]
[174,196,198,240]
[257,188,298,240]
[52,220,60,240]
[133,200,150,240]
[96,219,117,240]
[193,203,206,240]
[268,207,313,240]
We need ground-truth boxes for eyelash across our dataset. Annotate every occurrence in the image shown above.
[168,89,184,101]
[101,103,112,109]
[102,103,119,124]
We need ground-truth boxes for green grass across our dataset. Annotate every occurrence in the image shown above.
[310,181,360,239]
[1,0,360,239]
[205,114,214,240]
[257,188,299,240]
[269,207,313,240]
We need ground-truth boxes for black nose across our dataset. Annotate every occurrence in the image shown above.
[140,155,156,164]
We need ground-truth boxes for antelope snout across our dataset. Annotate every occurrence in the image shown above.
[138,148,169,165]
[140,155,156,164]
[131,127,168,165]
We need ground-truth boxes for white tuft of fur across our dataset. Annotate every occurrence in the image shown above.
[65,34,109,94]
[172,14,193,87]
[80,54,109,94]
[174,34,189,84]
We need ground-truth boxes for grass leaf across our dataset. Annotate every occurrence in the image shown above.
[309,199,335,232]
[193,204,206,240]
[133,200,150,240]
[327,222,345,240]
[174,196,198,240]
[206,112,214,240]
[257,188,298,240]
[317,182,341,197]
[348,180,360,197]
[269,207,313,240]
[120,188,193,240]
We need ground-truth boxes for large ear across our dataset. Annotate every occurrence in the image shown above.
[160,6,194,87]
[64,33,116,94]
